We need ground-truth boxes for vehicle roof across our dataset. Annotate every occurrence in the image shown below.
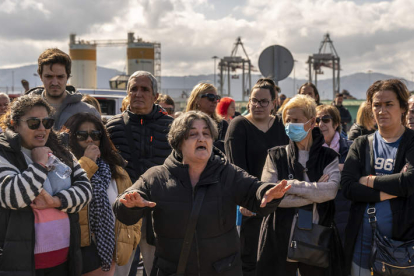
[85,94,127,99]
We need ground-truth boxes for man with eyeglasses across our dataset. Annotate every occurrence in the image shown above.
[27,48,100,130]
[106,71,173,276]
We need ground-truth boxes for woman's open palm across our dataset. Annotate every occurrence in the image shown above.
[120,191,156,208]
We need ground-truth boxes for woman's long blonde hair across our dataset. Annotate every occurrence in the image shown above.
[186,82,222,123]
[356,101,375,130]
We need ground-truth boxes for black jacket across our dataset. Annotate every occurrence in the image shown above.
[113,148,282,276]
[256,128,342,275]
[106,104,173,183]
[333,135,351,246]
[0,131,83,276]
[341,129,414,274]
[335,105,352,124]
[347,123,376,141]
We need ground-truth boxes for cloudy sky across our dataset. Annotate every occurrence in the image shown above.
[0,0,413,81]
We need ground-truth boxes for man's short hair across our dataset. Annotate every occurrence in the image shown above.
[335,93,344,98]
[37,48,71,78]
[127,71,158,96]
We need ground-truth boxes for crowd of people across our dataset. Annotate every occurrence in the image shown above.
[1,47,414,276]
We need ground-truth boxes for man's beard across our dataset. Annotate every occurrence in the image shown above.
[46,89,65,98]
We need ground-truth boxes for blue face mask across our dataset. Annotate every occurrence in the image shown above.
[285,120,311,142]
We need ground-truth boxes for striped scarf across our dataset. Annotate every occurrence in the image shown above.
[90,158,115,271]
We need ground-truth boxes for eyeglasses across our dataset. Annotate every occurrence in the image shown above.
[315,115,332,124]
[200,93,221,102]
[20,117,55,130]
[75,130,102,141]
[250,98,270,107]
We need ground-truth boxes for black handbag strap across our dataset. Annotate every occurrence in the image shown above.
[365,134,378,236]
[176,186,207,276]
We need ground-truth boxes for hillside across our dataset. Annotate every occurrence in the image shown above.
[1,64,413,101]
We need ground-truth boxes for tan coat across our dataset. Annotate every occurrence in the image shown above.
[78,156,142,266]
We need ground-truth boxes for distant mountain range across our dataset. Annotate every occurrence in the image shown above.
[1,64,413,101]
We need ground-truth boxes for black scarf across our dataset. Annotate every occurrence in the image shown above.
[90,158,115,271]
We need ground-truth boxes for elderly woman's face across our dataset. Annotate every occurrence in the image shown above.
[181,119,213,164]
[316,110,337,143]
[14,106,51,150]
[285,107,314,132]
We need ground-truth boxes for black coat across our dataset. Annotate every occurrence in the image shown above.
[106,104,174,183]
[333,135,351,246]
[113,148,282,276]
[341,129,414,274]
[0,131,83,276]
[348,123,375,141]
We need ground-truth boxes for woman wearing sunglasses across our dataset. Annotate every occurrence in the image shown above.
[256,94,342,276]
[315,104,350,247]
[63,113,141,276]
[225,78,289,276]
[315,105,349,170]
[186,83,228,152]
[0,95,92,275]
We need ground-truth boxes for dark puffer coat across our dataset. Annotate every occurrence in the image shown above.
[106,104,173,183]
[113,148,283,276]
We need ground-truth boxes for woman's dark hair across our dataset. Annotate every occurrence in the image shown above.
[366,79,410,126]
[251,78,279,101]
[298,82,320,105]
[63,113,126,180]
[1,95,73,168]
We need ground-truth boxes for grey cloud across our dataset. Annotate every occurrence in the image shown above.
[0,0,129,40]
[138,0,174,28]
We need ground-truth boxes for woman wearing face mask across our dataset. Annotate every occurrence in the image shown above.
[64,113,142,276]
[224,78,289,276]
[186,83,228,152]
[256,94,342,276]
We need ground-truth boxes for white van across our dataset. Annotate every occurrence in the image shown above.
[78,89,127,120]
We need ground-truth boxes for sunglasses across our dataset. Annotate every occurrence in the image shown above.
[75,130,102,141]
[316,115,332,124]
[200,93,221,102]
[20,117,55,130]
